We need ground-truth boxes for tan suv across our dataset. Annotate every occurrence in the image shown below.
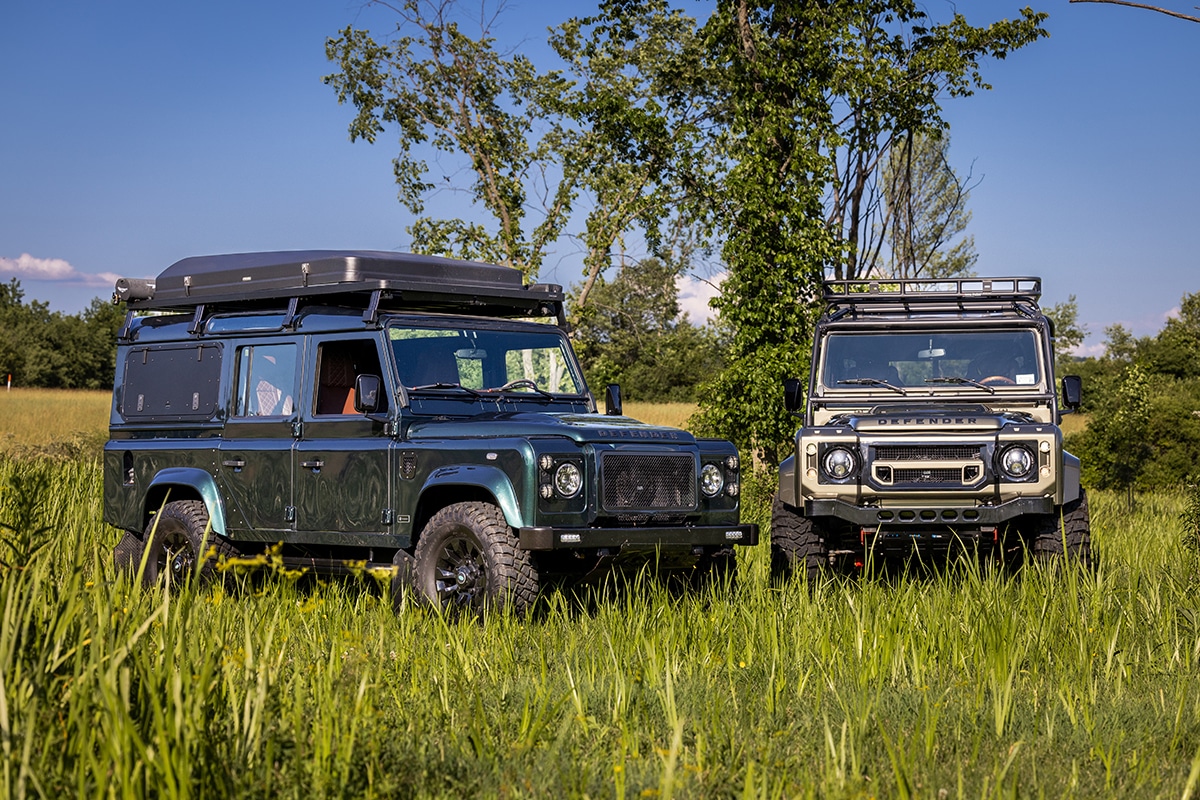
[772,277,1089,579]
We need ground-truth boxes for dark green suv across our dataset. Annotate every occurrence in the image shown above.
[105,251,756,614]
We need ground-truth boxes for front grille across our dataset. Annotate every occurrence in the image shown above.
[893,467,963,484]
[876,445,980,461]
[601,453,696,513]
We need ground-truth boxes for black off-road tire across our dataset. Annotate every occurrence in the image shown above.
[412,502,538,617]
[142,500,238,589]
[1032,489,1093,570]
[770,493,829,585]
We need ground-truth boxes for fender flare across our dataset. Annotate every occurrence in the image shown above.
[419,465,524,529]
[147,468,228,537]
[777,454,798,507]
[1062,451,1082,505]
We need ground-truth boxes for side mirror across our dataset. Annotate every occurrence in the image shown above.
[355,374,382,413]
[1061,375,1082,410]
[604,383,623,416]
[783,378,804,414]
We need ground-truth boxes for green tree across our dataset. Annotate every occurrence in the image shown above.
[1044,294,1087,378]
[1074,361,1152,507]
[569,258,724,402]
[324,1,579,278]
[875,131,978,279]
[691,1,1049,466]
[1142,291,1200,379]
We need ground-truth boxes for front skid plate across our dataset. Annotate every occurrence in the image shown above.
[518,524,759,551]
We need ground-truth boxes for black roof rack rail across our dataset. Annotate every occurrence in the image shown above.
[823,276,1042,317]
[111,250,563,320]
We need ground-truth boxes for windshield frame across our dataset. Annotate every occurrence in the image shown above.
[384,315,590,401]
[815,325,1049,398]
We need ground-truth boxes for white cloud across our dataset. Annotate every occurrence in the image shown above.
[1,253,117,288]
[676,271,724,324]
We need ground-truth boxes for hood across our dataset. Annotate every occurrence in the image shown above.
[405,411,697,445]
[832,405,1033,433]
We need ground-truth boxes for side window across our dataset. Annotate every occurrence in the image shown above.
[314,339,386,415]
[233,344,297,417]
[121,343,223,420]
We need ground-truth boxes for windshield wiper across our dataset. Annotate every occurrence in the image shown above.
[836,378,907,395]
[925,376,995,394]
[408,382,484,397]
[482,379,556,399]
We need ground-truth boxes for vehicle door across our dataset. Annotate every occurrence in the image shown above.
[218,341,300,537]
[293,335,392,539]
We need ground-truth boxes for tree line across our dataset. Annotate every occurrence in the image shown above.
[0,279,125,390]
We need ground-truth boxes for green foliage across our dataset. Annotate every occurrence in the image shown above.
[0,279,124,389]
[322,2,1048,459]
[1182,475,1200,553]
[5,454,1200,796]
[877,131,978,279]
[1045,294,1087,379]
[324,2,579,278]
[693,2,1046,466]
[569,258,724,403]
[1073,362,1151,499]
[1068,290,1200,492]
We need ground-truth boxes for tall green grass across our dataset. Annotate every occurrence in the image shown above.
[3,453,1200,798]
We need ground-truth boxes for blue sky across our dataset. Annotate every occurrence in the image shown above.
[2,0,1197,354]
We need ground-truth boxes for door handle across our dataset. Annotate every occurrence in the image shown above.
[222,459,246,469]
[301,459,324,470]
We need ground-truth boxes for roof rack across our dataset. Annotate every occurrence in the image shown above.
[823,276,1042,317]
[112,251,564,331]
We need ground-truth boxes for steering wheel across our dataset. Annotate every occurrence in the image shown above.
[979,375,1016,386]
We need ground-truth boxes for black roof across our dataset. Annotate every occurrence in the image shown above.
[113,250,562,316]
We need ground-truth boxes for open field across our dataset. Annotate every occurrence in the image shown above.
[0,388,111,455]
[2,447,1199,797]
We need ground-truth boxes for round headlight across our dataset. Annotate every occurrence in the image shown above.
[701,463,725,497]
[822,447,858,480]
[554,462,582,497]
[999,445,1034,479]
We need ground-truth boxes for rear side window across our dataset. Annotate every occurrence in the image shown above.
[121,344,223,420]
[233,344,297,417]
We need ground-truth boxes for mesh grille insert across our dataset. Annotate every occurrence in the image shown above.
[875,445,981,461]
[601,453,696,513]
[893,467,963,484]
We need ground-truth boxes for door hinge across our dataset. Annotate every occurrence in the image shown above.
[292,420,303,438]
[381,508,395,525]
[284,506,296,522]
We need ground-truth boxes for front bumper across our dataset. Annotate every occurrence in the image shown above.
[806,496,1054,527]
[518,523,759,551]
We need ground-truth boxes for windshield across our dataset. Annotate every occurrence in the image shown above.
[388,323,585,395]
[820,329,1043,391]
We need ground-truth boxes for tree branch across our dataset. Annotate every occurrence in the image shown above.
[1068,0,1200,24]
